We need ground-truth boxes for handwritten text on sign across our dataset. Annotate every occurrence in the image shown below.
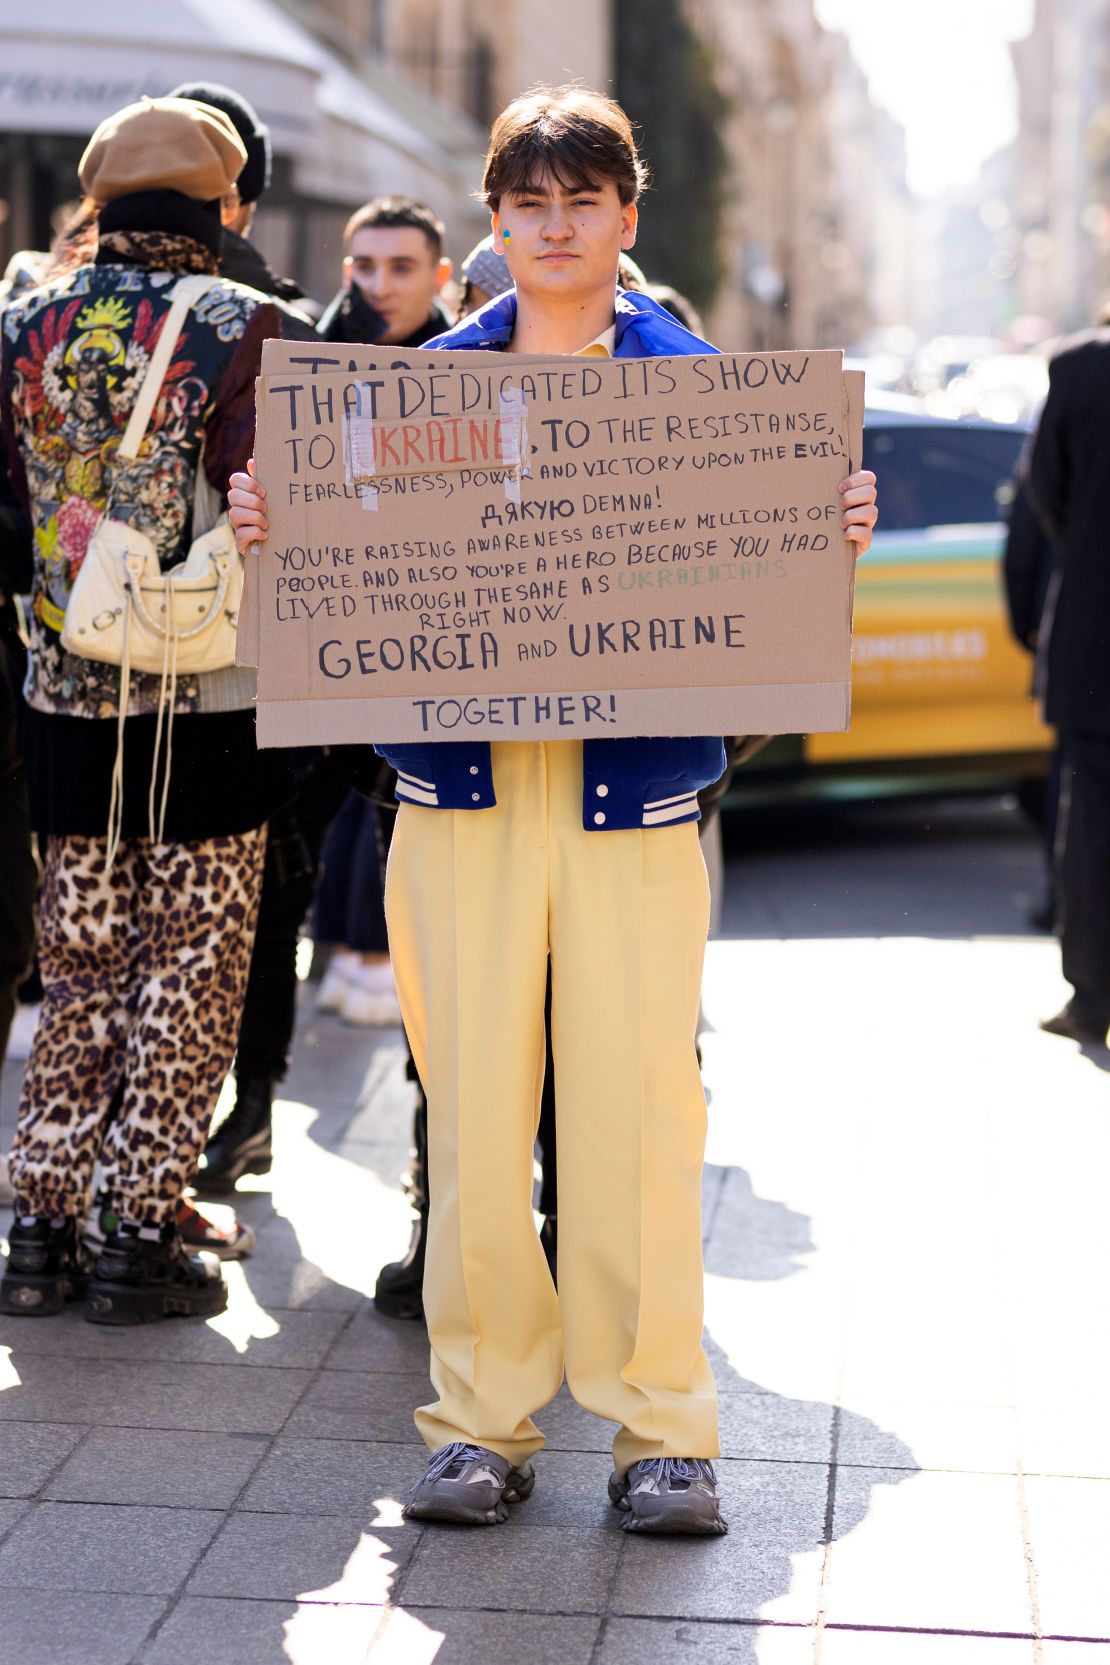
[245,345,859,745]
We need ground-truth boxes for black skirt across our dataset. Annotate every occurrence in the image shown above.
[25,707,295,841]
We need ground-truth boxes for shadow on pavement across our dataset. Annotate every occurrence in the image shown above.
[0,1026,920,1663]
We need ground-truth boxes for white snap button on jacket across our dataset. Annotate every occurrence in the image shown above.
[472,793,480,802]
[596,783,609,797]
[593,811,606,825]
[469,766,479,775]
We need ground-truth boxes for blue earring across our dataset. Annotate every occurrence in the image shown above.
[502,229,511,243]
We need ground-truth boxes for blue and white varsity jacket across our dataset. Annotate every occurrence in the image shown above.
[375,287,727,830]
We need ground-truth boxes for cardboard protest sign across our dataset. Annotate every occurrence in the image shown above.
[241,340,861,746]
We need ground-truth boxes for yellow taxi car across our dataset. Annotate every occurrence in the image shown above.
[740,396,1051,798]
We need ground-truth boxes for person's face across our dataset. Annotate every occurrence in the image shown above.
[492,172,636,305]
[221,185,255,237]
[344,225,451,344]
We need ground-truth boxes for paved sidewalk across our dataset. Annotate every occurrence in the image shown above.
[1,800,1109,1663]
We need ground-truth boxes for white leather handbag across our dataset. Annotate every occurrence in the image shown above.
[59,273,244,858]
[61,274,242,677]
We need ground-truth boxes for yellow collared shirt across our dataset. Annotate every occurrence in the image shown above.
[575,325,617,358]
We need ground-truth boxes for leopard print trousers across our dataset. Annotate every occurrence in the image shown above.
[9,828,266,1225]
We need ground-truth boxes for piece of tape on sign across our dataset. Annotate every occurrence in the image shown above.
[498,385,528,504]
[345,390,379,510]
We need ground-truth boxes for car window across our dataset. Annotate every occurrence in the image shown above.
[863,424,1025,532]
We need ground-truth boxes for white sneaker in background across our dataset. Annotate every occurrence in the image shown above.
[6,1002,41,1062]
[315,951,357,1013]
[340,959,403,1028]
[0,1154,13,1207]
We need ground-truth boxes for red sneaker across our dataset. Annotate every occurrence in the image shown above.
[174,1198,256,1260]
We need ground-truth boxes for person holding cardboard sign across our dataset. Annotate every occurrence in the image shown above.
[229,86,876,1536]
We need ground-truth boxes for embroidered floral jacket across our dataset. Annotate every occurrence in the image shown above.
[0,255,282,719]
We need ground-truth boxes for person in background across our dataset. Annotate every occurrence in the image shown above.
[1003,455,1062,934]
[648,283,704,336]
[313,793,402,1027]
[319,196,453,346]
[166,82,322,1209]
[199,198,452,1193]
[169,82,318,330]
[457,234,512,317]
[1028,319,1110,1047]
[0,97,292,1324]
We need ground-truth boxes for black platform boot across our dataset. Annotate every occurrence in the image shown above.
[85,1222,227,1326]
[374,1055,428,1321]
[195,1075,275,1194]
[374,1206,427,1320]
[1,1217,93,1317]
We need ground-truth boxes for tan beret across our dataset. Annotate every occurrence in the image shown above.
[79,96,247,204]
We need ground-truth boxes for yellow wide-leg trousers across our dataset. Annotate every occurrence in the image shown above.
[385,740,719,1475]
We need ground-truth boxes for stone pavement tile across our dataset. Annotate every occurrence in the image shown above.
[0,1421,85,1497]
[820,1632,1036,1662]
[284,1369,430,1444]
[1019,1403,1110,1479]
[1023,1475,1110,1639]
[0,1500,30,1542]
[0,1589,166,1665]
[523,1449,622,1527]
[837,1402,1018,1476]
[0,1501,221,1593]
[2,1301,346,1369]
[323,1136,412,1178]
[703,1288,844,1406]
[371,1607,600,1664]
[597,1617,815,1664]
[610,1459,827,1623]
[320,1303,435,1375]
[140,1596,384,1665]
[324,1042,419,1143]
[188,1512,415,1603]
[751,1629,820,1664]
[535,1386,617,1452]
[718,1394,834,1465]
[825,1469,1033,1634]
[400,1522,621,1614]
[238,1234,367,1313]
[0,1354,312,1434]
[839,1330,1013,1408]
[45,1427,271,1509]
[241,1438,421,1526]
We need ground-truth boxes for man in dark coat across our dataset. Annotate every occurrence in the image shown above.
[318,196,453,347]
[169,81,318,333]
[1029,326,1110,1044]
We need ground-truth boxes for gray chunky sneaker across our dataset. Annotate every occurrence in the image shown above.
[402,1442,536,1525]
[609,1458,728,1535]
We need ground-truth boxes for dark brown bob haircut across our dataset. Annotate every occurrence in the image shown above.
[481,86,649,210]
[343,195,446,261]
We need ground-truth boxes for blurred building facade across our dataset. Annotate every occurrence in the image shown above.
[0,0,617,303]
[309,0,610,129]
[0,0,912,345]
[913,146,1019,342]
[0,0,496,303]
[685,0,911,350]
[1012,0,1110,331]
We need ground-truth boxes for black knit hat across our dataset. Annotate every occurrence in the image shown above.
[169,81,271,204]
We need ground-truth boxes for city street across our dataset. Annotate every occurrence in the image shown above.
[1,792,1108,1664]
